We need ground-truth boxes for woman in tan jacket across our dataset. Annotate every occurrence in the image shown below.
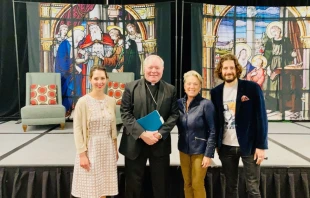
[71,65,118,198]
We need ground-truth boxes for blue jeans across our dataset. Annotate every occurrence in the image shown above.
[219,145,261,198]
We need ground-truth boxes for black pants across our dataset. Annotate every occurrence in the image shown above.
[219,145,261,198]
[124,144,170,198]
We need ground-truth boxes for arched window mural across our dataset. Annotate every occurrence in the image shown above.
[30,3,170,119]
[196,5,309,121]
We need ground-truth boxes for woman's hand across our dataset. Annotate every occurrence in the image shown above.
[113,139,119,162]
[201,156,211,168]
[79,152,91,171]
[116,151,119,161]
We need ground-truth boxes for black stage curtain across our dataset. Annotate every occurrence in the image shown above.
[0,0,28,119]
[0,167,309,198]
[156,2,172,83]
[189,3,202,75]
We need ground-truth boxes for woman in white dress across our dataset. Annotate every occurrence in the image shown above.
[72,65,119,198]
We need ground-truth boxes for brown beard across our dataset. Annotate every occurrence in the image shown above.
[223,74,237,83]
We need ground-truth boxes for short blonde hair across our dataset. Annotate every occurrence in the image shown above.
[183,70,203,86]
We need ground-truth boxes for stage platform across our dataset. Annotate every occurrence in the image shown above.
[0,121,309,198]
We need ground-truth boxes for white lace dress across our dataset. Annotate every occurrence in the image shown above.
[72,95,118,198]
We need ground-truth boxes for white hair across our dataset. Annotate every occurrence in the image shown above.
[143,55,164,68]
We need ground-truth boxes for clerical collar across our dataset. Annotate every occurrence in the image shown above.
[145,79,160,86]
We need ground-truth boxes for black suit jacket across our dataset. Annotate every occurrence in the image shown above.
[210,79,268,156]
[119,78,179,160]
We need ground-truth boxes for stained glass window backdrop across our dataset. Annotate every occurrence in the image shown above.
[195,4,310,120]
[37,3,159,118]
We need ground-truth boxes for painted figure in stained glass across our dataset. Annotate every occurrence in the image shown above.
[55,26,85,116]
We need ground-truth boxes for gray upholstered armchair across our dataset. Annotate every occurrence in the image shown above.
[21,73,66,132]
[106,72,135,124]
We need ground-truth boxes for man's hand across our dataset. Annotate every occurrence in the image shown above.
[201,156,211,168]
[254,148,265,165]
[79,152,91,171]
[151,131,162,140]
[140,131,159,145]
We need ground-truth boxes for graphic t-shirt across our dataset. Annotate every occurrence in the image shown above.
[222,83,239,146]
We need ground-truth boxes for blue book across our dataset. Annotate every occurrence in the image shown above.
[136,110,164,131]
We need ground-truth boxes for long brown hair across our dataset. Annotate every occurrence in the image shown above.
[214,53,243,80]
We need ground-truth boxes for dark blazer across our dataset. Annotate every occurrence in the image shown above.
[177,94,216,158]
[210,79,268,155]
[119,78,179,160]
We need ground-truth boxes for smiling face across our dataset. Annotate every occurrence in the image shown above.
[184,75,201,98]
[144,56,164,84]
[221,60,237,83]
[89,69,108,91]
